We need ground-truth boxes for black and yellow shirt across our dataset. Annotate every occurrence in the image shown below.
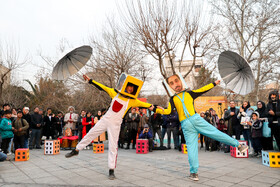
[155,83,216,122]
[89,79,152,118]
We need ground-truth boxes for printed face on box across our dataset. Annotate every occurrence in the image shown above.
[163,73,188,97]
[116,73,143,99]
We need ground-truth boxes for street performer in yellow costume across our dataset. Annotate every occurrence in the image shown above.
[66,73,154,180]
[152,73,248,181]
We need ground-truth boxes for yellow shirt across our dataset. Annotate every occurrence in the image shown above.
[89,79,152,118]
[156,83,216,122]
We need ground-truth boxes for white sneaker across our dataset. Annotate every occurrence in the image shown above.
[7,152,12,155]
[238,144,248,153]
[189,173,199,181]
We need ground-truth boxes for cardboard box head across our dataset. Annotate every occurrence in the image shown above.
[116,73,143,99]
[162,72,188,97]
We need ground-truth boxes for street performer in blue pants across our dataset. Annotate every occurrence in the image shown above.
[152,74,248,181]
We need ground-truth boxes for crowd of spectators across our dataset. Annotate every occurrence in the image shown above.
[0,90,279,161]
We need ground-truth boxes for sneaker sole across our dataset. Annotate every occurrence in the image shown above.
[240,146,248,153]
[65,154,78,158]
[189,177,199,181]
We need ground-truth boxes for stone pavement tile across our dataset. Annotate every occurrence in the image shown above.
[64,176,95,186]
[230,184,250,187]
[275,181,280,186]
[202,179,233,187]
[1,172,27,179]
[239,179,273,187]
[216,175,246,184]
[23,169,53,179]
[151,175,179,183]
[153,183,177,187]
[130,178,161,187]
[209,167,236,175]
[116,174,144,182]
[225,170,260,179]
[199,171,223,179]
[249,175,279,184]
[166,179,201,187]
[97,178,131,186]
[258,171,280,179]
[3,175,31,183]
[33,176,66,185]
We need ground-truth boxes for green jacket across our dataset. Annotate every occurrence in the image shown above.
[12,118,29,136]
[0,118,13,139]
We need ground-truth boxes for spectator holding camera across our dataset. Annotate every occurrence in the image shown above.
[139,124,153,152]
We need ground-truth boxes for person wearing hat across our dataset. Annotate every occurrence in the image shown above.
[139,124,153,152]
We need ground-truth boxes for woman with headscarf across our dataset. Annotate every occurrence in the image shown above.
[256,101,272,150]
[238,101,254,148]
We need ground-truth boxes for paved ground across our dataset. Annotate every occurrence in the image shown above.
[0,144,280,187]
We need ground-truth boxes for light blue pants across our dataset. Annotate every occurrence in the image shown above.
[181,113,239,174]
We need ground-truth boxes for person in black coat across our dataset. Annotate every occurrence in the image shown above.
[256,101,272,150]
[267,90,280,150]
[29,107,43,149]
[224,101,241,139]
[149,113,163,147]
[43,108,57,140]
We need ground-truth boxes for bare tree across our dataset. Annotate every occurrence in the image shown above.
[0,41,29,103]
[210,0,280,102]
[87,17,151,86]
[120,0,216,79]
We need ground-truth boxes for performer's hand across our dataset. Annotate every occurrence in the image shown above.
[215,80,221,85]
[83,74,90,82]
[156,106,164,112]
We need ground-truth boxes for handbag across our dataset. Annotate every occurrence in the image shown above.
[262,118,271,138]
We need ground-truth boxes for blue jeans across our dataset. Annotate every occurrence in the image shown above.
[0,152,7,162]
[243,129,251,147]
[181,114,239,174]
[29,129,41,148]
[8,138,13,153]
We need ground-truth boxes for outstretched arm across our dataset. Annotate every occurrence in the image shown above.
[83,74,117,98]
[190,80,220,99]
[154,102,172,115]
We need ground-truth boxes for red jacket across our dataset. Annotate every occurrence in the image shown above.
[82,117,94,138]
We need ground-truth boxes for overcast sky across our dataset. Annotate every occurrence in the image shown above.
[0,0,210,95]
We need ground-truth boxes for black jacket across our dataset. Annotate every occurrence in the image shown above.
[30,113,43,129]
[149,113,163,129]
[267,90,280,127]
[43,115,57,136]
